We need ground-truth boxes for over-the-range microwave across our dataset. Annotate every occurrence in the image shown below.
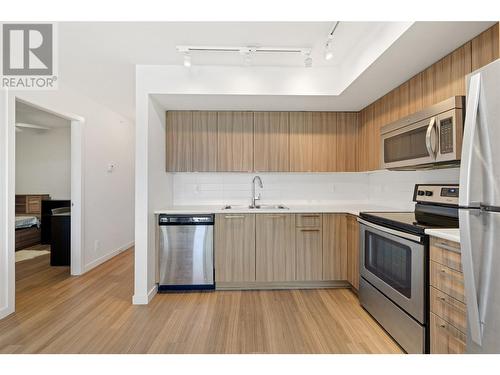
[380,96,465,170]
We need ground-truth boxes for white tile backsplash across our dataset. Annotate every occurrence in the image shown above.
[168,168,460,208]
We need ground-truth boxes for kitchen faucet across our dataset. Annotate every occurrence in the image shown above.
[250,176,263,208]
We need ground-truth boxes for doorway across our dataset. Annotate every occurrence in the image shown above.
[0,95,85,319]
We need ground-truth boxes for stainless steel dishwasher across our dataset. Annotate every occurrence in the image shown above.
[158,214,215,291]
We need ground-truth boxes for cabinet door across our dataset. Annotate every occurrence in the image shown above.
[166,111,192,172]
[322,214,348,280]
[254,112,289,172]
[217,112,254,172]
[289,112,314,172]
[296,214,323,281]
[256,214,295,282]
[347,215,360,289]
[430,313,466,354]
[215,214,255,282]
[336,113,358,172]
[312,112,337,172]
[192,111,217,172]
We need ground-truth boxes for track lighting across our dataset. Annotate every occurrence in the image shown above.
[183,52,191,67]
[324,22,340,61]
[176,45,311,67]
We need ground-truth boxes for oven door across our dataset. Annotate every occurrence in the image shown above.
[359,219,426,323]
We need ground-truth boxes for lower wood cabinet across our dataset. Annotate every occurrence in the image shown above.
[346,215,360,290]
[256,214,296,282]
[215,214,256,283]
[429,236,466,354]
[322,214,347,281]
[295,214,323,281]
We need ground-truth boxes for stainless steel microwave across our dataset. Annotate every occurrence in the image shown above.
[380,96,465,170]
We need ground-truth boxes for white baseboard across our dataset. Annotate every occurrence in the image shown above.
[132,284,158,305]
[83,241,134,273]
[0,305,14,320]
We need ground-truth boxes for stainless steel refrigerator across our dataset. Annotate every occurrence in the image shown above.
[459,58,500,353]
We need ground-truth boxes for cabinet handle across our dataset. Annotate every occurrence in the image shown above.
[439,323,447,329]
[300,228,320,232]
[300,214,320,218]
[224,215,245,219]
[267,215,285,218]
[439,296,446,301]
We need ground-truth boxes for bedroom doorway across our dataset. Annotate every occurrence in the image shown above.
[15,101,72,271]
[13,98,85,277]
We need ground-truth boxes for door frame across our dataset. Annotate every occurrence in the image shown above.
[0,95,85,319]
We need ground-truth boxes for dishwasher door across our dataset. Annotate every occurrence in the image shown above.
[159,215,214,290]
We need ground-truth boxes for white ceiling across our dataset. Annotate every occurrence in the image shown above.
[57,21,496,119]
[16,101,71,129]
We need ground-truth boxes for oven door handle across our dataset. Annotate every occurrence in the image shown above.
[357,218,422,243]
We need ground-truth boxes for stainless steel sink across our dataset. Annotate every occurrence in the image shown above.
[222,204,289,210]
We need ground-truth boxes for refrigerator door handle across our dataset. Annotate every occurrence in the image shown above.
[459,73,481,207]
[460,210,483,345]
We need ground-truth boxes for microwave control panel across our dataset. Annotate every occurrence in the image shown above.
[440,117,454,154]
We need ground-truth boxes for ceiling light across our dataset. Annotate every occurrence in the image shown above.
[324,22,340,61]
[183,52,191,67]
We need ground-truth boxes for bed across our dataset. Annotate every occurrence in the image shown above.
[15,194,50,251]
[15,216,41,251]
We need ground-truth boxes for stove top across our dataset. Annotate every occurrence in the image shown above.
[359,211,459,236]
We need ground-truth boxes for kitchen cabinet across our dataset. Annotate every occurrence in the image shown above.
[215,214,256,283]
[429,236,466,354]
[192,111,218,171]
[322,214,347,281]
[346,214,360,290]
[336,113,358,172]
[289,112,314,172]
[295,214,323,281]
[255,214,295,282]
[166,111,193,172]
[312,112,337,172]
[217,111,254,172]
[254,112,290,172]
[357,23,499,172]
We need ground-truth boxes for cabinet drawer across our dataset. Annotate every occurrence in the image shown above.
[430,237,462,272]
[430,261,465,303]
[430,286,467,333]
[430,313,466,354]
[296,214,322,228]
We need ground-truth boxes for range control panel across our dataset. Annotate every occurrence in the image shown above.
[413,184,459,206]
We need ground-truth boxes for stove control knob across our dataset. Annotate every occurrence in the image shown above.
[425,190,433,196]
[417,190,425,196]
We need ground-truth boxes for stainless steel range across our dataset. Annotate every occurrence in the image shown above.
[358,184,459,354]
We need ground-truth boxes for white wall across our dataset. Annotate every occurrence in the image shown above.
[15,126,71,200]
[0,83,135,319]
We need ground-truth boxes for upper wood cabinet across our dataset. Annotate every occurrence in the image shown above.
[312,112,337,172]
[166,111,193,171]
[255,214,295,282]
[322,214,348,281]
[254,112,290,172]
[215,214,256,283]
[217,111,254,172]
[192,111,218,172]
[289,112,314,172]
[336,113,358,172]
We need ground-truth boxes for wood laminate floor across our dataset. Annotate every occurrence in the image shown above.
[0,249,402,354]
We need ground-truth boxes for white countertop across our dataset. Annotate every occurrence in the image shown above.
[425,228,460,243]
[154,201,411,216]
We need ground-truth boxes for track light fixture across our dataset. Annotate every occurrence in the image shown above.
[176,45,312,67]
[324,21,340,61]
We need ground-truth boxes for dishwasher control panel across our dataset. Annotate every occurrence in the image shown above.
[159,214,214,225]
